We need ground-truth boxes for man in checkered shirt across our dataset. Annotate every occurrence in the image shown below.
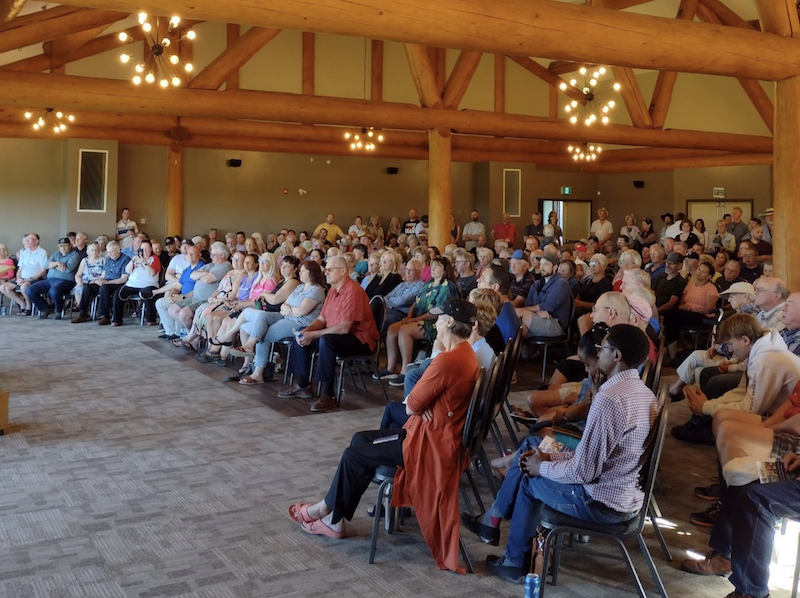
[463,324,659,584]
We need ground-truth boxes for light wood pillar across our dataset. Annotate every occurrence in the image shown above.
[165,145,184,236]
[428,127,451,251]
[773,76,799,289]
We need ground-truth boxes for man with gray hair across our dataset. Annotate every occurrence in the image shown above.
[72,240,130,324]
[382,259,425,329]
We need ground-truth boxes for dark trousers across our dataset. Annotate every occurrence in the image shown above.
[710,479,800,597]
[380,402,410,430]
[77,283,101,317]
[288,334,371,397]
[324,429,405,524]
[97,283,123,318]
[664,309,710,343]
[113,285,157,324]
[699,368,743,399]
[25,278,75,313]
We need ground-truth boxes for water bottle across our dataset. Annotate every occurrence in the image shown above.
[1,306,6,316]
[292,328,304,344]
[524,573,540,598]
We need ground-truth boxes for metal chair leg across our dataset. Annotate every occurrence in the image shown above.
[459,535,474,573]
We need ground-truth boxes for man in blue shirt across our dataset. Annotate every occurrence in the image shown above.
[516,254,570,337]
[155,245,204,339]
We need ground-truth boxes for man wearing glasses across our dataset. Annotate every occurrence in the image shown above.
[463,325,657,583]
[278,255,379,413]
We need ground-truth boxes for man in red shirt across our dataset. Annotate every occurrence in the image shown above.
[278,255,379,413]
[492,213,517,247]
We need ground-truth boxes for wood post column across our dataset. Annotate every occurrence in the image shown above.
[773,75,800,289]
[165,145,184,237]
[428,127,452,251]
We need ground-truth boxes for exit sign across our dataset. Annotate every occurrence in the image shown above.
[561,186,572,195]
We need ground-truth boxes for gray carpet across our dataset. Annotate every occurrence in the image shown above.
[0,315,791,597]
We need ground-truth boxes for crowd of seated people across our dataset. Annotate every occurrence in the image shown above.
[6,203,800,592]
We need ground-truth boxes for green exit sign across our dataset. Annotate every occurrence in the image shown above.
[561,186,572,195]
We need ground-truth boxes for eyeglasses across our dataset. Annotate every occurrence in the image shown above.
[595,343,614,353]
[754,287,777,294]
[588,261,599,266]
[324,266,345,273]
[591,305,612,313]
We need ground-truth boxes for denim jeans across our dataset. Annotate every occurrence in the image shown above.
[495,436,634,566]
[253,319,297,368]
[711,479,800,598]
[25,278,76,313]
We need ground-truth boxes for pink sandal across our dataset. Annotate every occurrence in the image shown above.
[301,520,346,539]
[288,503,316,524]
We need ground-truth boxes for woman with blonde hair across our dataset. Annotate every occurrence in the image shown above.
[366,215,384,242]
[265,233,279,253]
[244,237,258,255]
[360,253,381,290]
[475,247,494,280]
[251,232,267,255]
[386,216,401,243]
[612,248,642,292]
[365,248,403,298]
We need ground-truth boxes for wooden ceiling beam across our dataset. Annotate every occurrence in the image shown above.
[494,54,505,113]
[754,0,800,38]
[583,153,773,173]
[0,5,82,31]
[0,0,27,23]
[648,0,699,129]
[699,0,755,29]
[442,50,482,109]
[187,26,281,90]
[44,23,114,71]
[612,66,652,127]
[371,40,383,101]
[0,24,145,73]
[507,55,585,103]
[404,42,443,108]
[600,0,656,9]
[0,8,127,54]
[599,147,740,162]
[302,32,314,95]
[57,0,800,80]
[225,24,240,90]
[0,71,774,153]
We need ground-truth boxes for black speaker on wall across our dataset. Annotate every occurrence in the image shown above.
[227,159,243,168]
[633,180,645,188]
[386,167,399,175]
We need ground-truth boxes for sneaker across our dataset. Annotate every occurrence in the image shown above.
[373,369,396,381]
[690,501,721,527]
[509,409,538,424]
[694,479,720,501]
[680,550,732,576]
[485,554,525,584]
[388,374,406,387]
[669,390,685,402]
[277,384,314,399]
[671,420,716,445]
[17,309,31,317]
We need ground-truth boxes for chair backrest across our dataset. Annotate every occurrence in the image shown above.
[640,359,652,386]
[497,326,523,401]
[633,387,670,534]
[650,338,666,393]
[461,366,488,455]
[476,354,507,450]
[369,295,386,357]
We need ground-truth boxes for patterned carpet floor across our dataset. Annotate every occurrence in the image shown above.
[0,314,792,597]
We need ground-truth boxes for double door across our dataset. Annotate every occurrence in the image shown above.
[686,200,753,227]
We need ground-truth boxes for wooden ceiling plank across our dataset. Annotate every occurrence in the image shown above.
[187,27,281,90]
[442,50,482,108]
[0,5,82,32]
[601,0,656,9]
[612,66,653,127]
[584,153,772,173]
[404,42,442,107]
[55,0,800,81]
[494,54,505,113]
[507,54,584,103]
[226,24,240,90]
[0,70,775,153]
[46,23,114,70]
[0,8,127,54]
[753,0,800,38]
[699,0,755,29]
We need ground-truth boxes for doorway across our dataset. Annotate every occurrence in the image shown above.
[541,199,593,244]
[686,200,753,228]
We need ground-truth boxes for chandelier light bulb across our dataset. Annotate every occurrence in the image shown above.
[68,115,75,122]
[585,118,592,126]
[184,63,193,72]
[569,78,577,86]
[579,67,587,75]
[145,72,155,83]
[564,105,571,113]
[38,117,44,126]
[135,63,144,73]
[377,135,384,142]
[24,111,31,119]
[570,100,578,108]
[186,30,196,40]
[597,147,602,152]
[55,111,63,118]
[356,141,362,148]
[133,75,142,85]
[171,77,181,86]
[344,132,351,139]
[161,38,171,47]
[559,82,567,90]
[160,79,169,88]
[573,154,579,161]
[570,116,578,124]
[613,82,621,91]
[169,54,180,65]
[602,105,609,113]
[54,125,61,133]
[138,12,147,24]
[583,87,590,94]
[142,22,152,32]
[60,124,66,131]
[33,123,40,130]
[567,145,573,152]
[602,116,610,124]
[350,143,356,149]
[354,134,360,141]
[608,100,616,108]
[599,67,607,75]
[120,54,131,63]
[367,130,374,137]
[170,16,181,27]
[589,78,597,86]
[118,31,128,42]
[592,71,600,78]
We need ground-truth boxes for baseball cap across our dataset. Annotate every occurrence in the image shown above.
[57,237,71,246]
[574,242,586,252]
[685,251,700,260]
[540,254,559,267]
[180,238,193,246]
[511,249,526,260]
[720,281,755,296]
[627,294,652,322]
[666,252,684,263]
[164,236,176,245]
[429,297,477,324]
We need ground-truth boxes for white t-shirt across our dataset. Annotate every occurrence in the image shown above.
[127,256,159,288]
[17,247,48,279]
[590,219,614,242]
[169,254,189,276]
[463,221,486,250]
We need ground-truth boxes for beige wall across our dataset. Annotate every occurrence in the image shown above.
[117,144,168,240]
[598,171,674,228]
[673,165,773,215]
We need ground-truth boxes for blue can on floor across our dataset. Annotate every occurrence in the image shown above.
[524,573,540,598]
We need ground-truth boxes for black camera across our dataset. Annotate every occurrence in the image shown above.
[137,248,144,257]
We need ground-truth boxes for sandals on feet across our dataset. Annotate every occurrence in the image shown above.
[301,520,346,539]
[208,337,233,347]
[239,376,265,385]
[288,503,317,524]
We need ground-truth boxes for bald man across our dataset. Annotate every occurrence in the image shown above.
[277,256,380,413]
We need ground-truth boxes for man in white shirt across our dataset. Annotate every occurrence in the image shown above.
[589,208,614,245]
[463,210,487,251]
[0,233,48,315]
